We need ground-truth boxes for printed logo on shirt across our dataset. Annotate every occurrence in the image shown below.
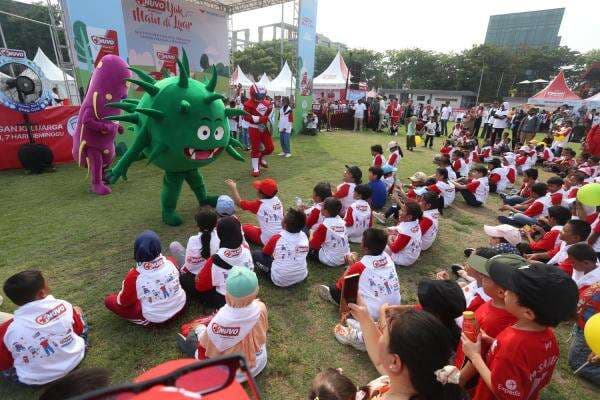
[138,257,164,270]
[223,247,242,258]
[272,203,282,210]
[35,304,67,325]
[296,245,309,253]
[356,204,369,212]
[499,379,520,396]
[373,257,389,268]
[331,226,345,233]
[211,323,240,337]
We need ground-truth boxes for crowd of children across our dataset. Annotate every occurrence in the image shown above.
[2,118,600,400]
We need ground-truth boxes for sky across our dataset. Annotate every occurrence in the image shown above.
[232,0,599,53]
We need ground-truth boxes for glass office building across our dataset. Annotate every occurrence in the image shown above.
[484,8,565,49]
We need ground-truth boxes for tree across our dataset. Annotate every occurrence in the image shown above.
[0,0,57,62]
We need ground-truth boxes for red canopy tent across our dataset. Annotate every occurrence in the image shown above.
[527,70,582,108]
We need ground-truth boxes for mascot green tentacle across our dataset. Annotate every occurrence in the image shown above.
[106,50,246,226]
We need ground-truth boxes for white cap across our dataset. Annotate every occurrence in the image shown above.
[484,224,522,245]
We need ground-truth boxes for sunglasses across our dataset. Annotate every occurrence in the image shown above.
[68,355,261,400]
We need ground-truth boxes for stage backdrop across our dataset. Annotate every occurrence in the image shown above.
[0,106,78,170]
[293,0,318,134]
[61,0,229,150]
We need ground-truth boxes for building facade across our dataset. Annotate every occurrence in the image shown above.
[484,8,565,49]
[380,89,477,111]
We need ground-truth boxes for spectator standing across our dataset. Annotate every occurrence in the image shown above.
[353,100,366,132]
[491,101,509,144]
[440,102,452,136]
[278,97,293,158]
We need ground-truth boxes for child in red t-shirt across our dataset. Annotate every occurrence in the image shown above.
[462,259,578,400]
[517,205,571,255]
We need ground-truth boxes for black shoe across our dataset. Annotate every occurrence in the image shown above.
[451,264,465,279]
[464,248,475,258]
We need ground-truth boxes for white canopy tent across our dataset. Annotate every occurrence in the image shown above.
[33,48,79,104]
[267,61,295,96]
[230,65,254,88]
[257,73,270,87]
[313,51,349,90]
[584,92,600,109]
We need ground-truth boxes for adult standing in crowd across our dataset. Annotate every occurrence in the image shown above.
[440,102,451,136]
[473,103,484,137]
[378,96,387,132]
[463,108,475,134]
[278,97,293,158]
[491,101,509,144]
[484,101,498,140]
[403,100,414,132]
[517,108,538,146]
[353,99,367,132]
[372,97,381,132]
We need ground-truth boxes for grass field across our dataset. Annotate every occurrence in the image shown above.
[0,129,596,399]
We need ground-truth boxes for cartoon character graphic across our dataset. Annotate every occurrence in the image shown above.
[160,284,169,299]
[107,50,246,225]
[72,54,131,195]
[40,337,55,356]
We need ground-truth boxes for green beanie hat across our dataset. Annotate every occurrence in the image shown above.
[226,266,258,298]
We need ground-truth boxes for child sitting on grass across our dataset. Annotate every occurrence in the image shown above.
[105,230,186,326]
[309,197,350,267]
[317,228,401,351]
[345,184,373,243]
[386,200,423,267]
[0,270,87,385]
[462,259,578,400]
[252,208,309,287]
[334,165,363,215]
[226,178,284,246]
[178,267,268,378]
[367,167,387,211]
[195,217,254,309]
[371,144,384,167]
[382,165,396,194]
[303,182,332,232]
[483,224,521,255]
[426,168,455,208]
[169,207,220,296]
[452,165,489,207]
[517,205,571,255]
[500,168,538,206]
[418,192,442,251]
[497,182,550,227]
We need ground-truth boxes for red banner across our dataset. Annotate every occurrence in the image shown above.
[0,105,78,170]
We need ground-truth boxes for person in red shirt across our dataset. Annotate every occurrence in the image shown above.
[545,176,564,205]
[497,183,548,227]
[584,124,600,158]
[517,205,571,255]
[462,259,578,400]
[500,168,538,206]
[301,182,332,231]
[440,140,454,156]
[456,255,520,390]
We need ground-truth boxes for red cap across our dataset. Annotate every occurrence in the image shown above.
[252,178,278,196]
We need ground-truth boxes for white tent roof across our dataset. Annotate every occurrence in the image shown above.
[33,48,74,82]
[584,92,600,108]
[230,65,254,88]
[516,80,531,84]
[313,51,349,89]
[257,73,270,86]
[267,61,295,96]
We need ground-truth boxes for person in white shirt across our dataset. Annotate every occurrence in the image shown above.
[353,100,367,132]
[378,97,387,131]
[309,197,350,267]
[304,112,318,136]
[252,209,310,287]
[317,228,401,351]
[0,270,87,385]
[278,97,293,157]
[423,116,437,148]
[491,101,510,144]
[440,102,452,136]
[169,207,220,296]
[105,230,187,325]
[386,200,423,266]
[452,166,490,207]
[345,184,373,243]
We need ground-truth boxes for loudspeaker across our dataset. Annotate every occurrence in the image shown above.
[349,62,363,84]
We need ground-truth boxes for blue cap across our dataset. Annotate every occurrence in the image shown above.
[382,165,396,175]
[216,195,235,216]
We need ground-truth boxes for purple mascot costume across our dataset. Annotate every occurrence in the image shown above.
[72,55,131,195]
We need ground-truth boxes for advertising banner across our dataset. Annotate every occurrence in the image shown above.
[121,0,228,78]
[0,106,79,170]
[293,0,318,134]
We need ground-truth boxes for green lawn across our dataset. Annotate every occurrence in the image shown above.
[0,130,595,399]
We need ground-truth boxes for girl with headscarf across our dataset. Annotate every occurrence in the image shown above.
[178,266,268,378]
[104,230,187,326]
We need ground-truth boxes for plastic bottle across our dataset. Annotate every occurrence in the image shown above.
[462,311,480,342]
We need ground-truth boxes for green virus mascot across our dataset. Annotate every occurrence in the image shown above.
[106,50,246,226]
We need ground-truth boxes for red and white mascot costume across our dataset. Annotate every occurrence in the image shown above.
[244,84,274,176]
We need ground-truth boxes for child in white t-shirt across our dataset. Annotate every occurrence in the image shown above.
[386,200,423,266]
[252,208,309,287]
[303,182,332,232]
[169,207,220,297]
[309,197,350,267]
[345,184,373,243]
[0,270,87,385]
[226,178,284,246]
